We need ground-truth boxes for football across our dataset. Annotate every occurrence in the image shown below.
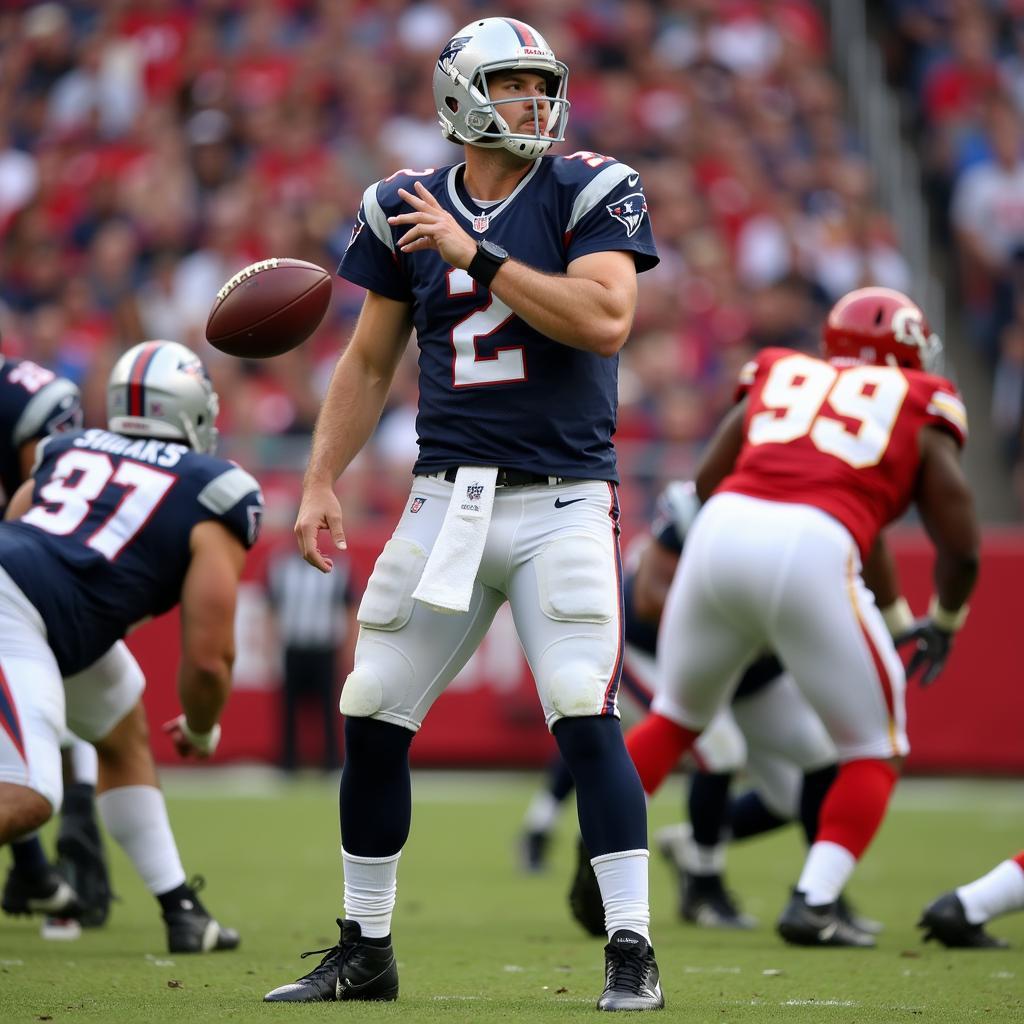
[206,257,332,358]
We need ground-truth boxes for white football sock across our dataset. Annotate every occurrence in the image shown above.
[796,840,856,906]
[957,860,1024,925]
[97,785,185,895]
[523,791,560,833]
[591,849,650,942]
[342,848,400,939]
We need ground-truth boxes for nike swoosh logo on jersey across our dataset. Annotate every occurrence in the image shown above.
[554,497,585,508]
[627,174,639,187]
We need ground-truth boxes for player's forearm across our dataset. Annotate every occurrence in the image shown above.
[304,346,394,487]
[932,548,979,615]
[489,261,632,356]
[177,656,232,735]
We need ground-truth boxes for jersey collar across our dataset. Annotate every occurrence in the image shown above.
[446,161,541,235]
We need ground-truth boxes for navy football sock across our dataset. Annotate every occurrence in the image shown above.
[11,835,50,881]
[340,717,414,858]
[727,791,788,840]
[799,764,839,846]
[553,716,646,857]
[688,771,733,847]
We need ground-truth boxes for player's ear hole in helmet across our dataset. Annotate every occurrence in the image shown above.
[433,17,570,161]
[107,340,220,455]
[822,286,944,375]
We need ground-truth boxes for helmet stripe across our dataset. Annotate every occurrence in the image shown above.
[126,341,162,417]
[504,18,538,47]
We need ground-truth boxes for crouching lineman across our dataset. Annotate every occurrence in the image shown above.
[0,340,264,953]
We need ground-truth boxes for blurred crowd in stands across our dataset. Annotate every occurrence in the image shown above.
[0,0,1019,527]
[884,0,1024,512]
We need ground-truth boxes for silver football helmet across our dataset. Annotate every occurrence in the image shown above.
[107,340,219,454]
[433,17,570,160]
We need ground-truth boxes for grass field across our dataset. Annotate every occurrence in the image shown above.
[1,771,1021,1023]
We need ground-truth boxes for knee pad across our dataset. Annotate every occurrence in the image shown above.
[545,659,612,719]
[339,665,384,718]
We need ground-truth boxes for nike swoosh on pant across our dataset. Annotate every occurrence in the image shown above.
[553,497,585,508]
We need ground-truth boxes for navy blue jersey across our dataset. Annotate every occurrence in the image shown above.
[0,428,263,675]
[339,153,659,481]
[0,356,81,514]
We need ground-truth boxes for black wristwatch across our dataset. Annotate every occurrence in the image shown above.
[467,239,510,289]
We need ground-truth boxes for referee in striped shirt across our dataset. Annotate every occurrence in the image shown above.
[267,545,357,772]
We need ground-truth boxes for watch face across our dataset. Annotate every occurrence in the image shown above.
[481,240,508,260]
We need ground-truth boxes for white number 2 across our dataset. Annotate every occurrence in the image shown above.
[23,450,176,560]
[448,268,526,388]
[748,354,908,468]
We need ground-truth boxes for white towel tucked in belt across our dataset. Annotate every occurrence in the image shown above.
[412,466,498,614]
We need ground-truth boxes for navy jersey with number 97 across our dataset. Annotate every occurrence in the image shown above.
[0,428,264,675]
[339,152,659,482]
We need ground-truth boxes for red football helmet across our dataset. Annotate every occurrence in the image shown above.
[822,287,943,373]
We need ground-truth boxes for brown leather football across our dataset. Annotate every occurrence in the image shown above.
[206,257,332,358]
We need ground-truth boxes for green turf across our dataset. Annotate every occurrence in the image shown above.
[2,773,1022,1023]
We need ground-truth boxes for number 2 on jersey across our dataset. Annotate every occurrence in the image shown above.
[22,449,175,559]
[448,268,525,387]
[749,354,908,468]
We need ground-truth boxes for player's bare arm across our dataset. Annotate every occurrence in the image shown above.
[4,478,32,519]
[695,399,747,502]
[388,181,637,356]
[632,538,681,622]
[296,292,413,571]
[165,520,246,758]
[915,426,980,613]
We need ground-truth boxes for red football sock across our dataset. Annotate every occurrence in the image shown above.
[815,758,897,859]
[1012,851,1024,873]
[624,713,699,796]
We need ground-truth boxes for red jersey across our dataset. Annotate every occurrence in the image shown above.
[717,348,968,557]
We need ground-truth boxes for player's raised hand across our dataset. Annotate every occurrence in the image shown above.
[389,182,477,269]
[896,617,954,687]
[294,481,346,572]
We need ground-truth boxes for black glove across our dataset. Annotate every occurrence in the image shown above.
[895,617,954,687]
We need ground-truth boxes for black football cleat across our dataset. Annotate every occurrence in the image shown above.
[569,837,606,937]
[55,814,112,928]
[682,873,757,930]
[836,893,883,936]
[264,919,398,1003]
[596,929,664,1012]
[163,877,240,953]
[919,891,1009,949]
[2,865,82,918]
[777,890,876,948]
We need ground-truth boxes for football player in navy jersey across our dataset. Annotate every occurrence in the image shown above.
[0,340,264,953]
[0,349,109,929]
[267,17,662,1012]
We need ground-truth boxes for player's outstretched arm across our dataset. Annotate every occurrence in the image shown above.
[695,400,747,503]
[296,292,413,571]
[632,538,681,623]
[166,521,247,758]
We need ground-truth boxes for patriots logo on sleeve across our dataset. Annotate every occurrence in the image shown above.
[345,210,365,254]
[606,193,648,237]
